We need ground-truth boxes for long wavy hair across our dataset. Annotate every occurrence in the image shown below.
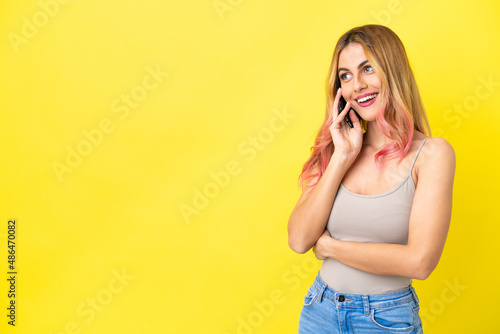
[298,24,431,193]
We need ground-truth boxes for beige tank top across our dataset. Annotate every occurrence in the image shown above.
[319,137,429,294]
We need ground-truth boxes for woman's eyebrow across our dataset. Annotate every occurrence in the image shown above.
[338,60,369,73]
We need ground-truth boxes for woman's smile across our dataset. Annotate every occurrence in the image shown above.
[355,92,379,107]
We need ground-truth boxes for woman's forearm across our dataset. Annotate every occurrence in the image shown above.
[324,237,431,280]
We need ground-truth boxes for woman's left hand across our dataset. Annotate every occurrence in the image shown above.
[313,229,333,260]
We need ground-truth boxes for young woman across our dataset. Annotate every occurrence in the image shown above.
[287,24,456,333]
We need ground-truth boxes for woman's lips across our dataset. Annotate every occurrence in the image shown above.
[356,93,378,107]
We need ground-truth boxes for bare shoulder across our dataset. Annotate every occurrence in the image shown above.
[417,136,456,181]
[421,136,455,165]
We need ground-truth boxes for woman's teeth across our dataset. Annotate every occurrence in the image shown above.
[357,94,378,103]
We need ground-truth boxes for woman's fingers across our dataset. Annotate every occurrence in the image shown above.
[349,108,362,130]
[334,100,351,127]
[334,87,342,104]
[331,87,343,120]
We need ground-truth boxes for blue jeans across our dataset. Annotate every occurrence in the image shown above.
[299,271,423,333]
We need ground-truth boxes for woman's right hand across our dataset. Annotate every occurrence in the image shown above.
[329,88,364,163]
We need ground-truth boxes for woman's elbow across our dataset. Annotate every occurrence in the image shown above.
[287,222,312,254]
[288,236,311,254]
[413,267,432,281]
[411,255,437,280]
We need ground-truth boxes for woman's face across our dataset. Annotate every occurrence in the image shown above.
[337,43,383,122]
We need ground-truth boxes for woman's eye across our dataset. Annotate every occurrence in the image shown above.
[364,66,373,73]
[340,73,351,80]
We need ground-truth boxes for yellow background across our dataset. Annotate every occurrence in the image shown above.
[1,0,499,333]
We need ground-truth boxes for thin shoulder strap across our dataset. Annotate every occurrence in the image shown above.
[409,137,429,172]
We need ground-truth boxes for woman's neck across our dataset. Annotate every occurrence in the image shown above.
[363,121,393,149]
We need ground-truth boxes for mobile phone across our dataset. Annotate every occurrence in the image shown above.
[338,95,362,128]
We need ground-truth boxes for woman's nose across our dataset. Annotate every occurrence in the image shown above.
[353,75,367,92]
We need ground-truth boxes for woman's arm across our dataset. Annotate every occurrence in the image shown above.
[313,137,456,280]
[288,90,363,254]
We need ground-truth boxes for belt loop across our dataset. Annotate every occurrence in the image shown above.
[317,282,327,303]
[362,295,369,316]
[410,285,420,304]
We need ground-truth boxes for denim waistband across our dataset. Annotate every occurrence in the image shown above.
[311,271,419,315]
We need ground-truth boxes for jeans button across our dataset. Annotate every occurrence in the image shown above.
[338,295,345,302]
